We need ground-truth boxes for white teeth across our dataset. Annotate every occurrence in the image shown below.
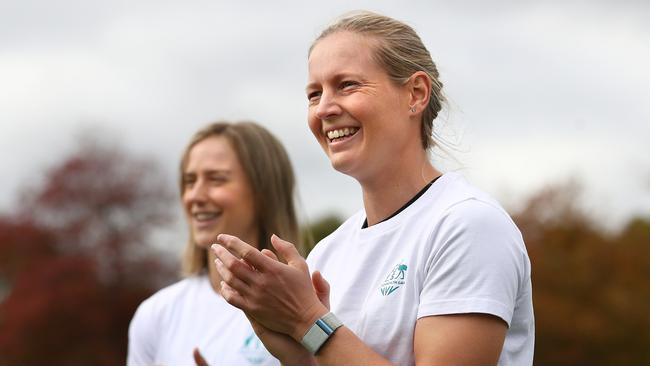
[194,212,218,220]
[327,127,358,141]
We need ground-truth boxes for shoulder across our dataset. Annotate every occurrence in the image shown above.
[422,173,521,238]
[419,174,530,283]
[442,198,519,236]
[425,195,528,276]
[133,276,205,321]
[435,180,524,250]
[128,277,204,364]
[417,190,531,326]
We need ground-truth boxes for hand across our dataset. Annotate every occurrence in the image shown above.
[240,248,328,366]
[260,248,331,310]
[193,347,209,366]
[212,234,329,341]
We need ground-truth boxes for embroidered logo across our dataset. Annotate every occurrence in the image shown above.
[380,263,408,296]
[240,331,270,364]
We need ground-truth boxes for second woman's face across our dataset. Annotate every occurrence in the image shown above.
[306,31,415,182]
[182,136,257,249]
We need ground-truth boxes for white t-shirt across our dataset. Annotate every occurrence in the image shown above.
[307,172,534,366]
[127,275,279,366]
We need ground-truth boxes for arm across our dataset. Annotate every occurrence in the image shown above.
[414,314,506,365]
[127,300,157,366]
[213,234,392,365]
[213,234,511,366]
[303,312,506,366]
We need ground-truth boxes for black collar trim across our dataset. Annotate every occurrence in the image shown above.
[361,174,442,229]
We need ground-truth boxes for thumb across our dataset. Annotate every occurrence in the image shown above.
[270,234,304,269]
[312,270,331,310]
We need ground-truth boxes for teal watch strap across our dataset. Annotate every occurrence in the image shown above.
[300,312,343,354]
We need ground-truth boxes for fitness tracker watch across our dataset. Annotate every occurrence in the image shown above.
[300,312,343,354]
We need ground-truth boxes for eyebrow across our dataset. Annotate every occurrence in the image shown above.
[183,169,232,176]
[305,82,319,93]
[305,72,362,92]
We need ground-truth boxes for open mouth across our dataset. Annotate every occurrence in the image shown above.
[192,211,221,226]
[326,127,359,143]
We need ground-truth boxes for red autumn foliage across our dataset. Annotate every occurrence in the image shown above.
[0,135,648,364]
[0,139,177,365]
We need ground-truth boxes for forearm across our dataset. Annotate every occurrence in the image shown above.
[281,355,318,366]
[313,327,395,366]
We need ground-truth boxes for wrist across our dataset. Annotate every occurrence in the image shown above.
[293,303,329,342]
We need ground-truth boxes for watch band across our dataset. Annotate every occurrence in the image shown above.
[300,312,343,354]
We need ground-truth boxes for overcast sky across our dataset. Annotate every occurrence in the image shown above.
[1,0,649,244]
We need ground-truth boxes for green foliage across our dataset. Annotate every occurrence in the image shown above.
[301,214,343,255]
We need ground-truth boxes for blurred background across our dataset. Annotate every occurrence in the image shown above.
[1,0,648,365]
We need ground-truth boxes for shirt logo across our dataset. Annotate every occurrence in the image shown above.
[380,263,408,296]
[240,331,270,364]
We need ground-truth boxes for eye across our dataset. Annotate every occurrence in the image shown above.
[340,80,359,90]
[208,175,228,185]
[182,175,196,188]
[307,90,321,103]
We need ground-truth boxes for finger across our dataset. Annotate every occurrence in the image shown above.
[312,271,331,309]
[193,347,209,366]
[270,234,307,270]
[214,256,252,293]
[220,281,248,309]
[261,248,279,261]
[217,234,273,272]
[212,244,259,285]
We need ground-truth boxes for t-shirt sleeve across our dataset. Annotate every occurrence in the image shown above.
[127,298,158,366]
[417,199,528,326]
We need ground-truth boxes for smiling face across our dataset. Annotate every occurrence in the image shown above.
[181,135,257,249]
[307,31,418,182]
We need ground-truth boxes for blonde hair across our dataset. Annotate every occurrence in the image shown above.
[179,121,301,275]
[310,11,445,150]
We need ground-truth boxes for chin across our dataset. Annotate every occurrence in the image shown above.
[193,233,216,249]
[329,154,360,177]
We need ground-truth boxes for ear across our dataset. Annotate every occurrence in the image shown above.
[406,71,431,115]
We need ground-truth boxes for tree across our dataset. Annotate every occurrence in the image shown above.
[301,214,343,255]
[513,182,650,365]
[0,137,177,365]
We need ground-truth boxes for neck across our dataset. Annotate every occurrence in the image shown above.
[359,153,440,226]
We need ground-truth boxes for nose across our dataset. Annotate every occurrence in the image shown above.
[315,91,342,121]
[184,179,207,206]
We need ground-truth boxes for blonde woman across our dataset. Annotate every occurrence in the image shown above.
[213,11,534,366]
[128,121,299,365]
